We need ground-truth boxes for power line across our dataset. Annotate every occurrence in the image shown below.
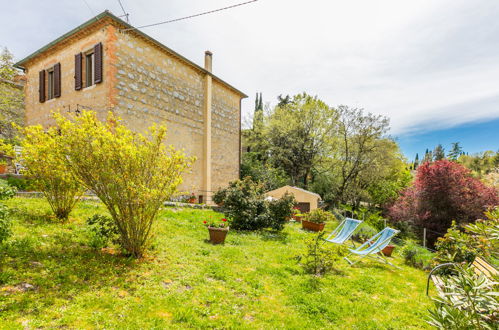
[81,0,95,15]
[117,0,129,23]
[121,0,258,32]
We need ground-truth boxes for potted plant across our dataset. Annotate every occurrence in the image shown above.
[0,159,7,174]
[301,209,332,232]
[292,207,303,222]
[187,192,197,204]
[204,218,229,244]
[382,244,395,257]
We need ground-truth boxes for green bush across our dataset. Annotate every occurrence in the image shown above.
[351,222,378,242]
[0,204,11,245]
[0,180,16,200]
[297,231,347,276]
[428,264,499,329]
[303,209,334,224]
[213,177,295,231]
[433,221,480,265]
[85,214,118,249]
[400,240,434,270]
[4,176,34,191]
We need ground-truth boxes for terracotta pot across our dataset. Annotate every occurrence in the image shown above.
[187,197,196,204]
[301,220,325,232]
[293,215,303,222]
[0,164,6,174]
[208,227,229,244]
[382,245,395,257]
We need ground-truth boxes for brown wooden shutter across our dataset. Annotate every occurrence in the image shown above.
[75,53,82,90]
[94,42,103,84]
[54,63,61,97]
[39,70,45,103]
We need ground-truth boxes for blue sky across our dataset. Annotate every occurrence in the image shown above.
[1,0,499,153]
[396,118,499,161]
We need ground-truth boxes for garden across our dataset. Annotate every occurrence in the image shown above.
[0,105,497,329]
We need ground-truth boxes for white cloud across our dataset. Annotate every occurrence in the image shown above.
[2,0,499,135]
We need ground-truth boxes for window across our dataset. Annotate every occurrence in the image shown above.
[47,68,54,100]
[85,52,95,87]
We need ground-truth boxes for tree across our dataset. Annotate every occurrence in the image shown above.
[328,106,390,205]
[447,142,462,160]
[414,153,419,170]
[252,92,263,130]
[277,94,291,107]
[0,47,23,140]
[422,148,433,163]
[265,93,337,188]
[55,111,191,257]
[389,160,498,247]
[433,144,445,161]
[19,125,84,221]
[240,152,289,191]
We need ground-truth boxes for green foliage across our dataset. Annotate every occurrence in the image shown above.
[240,152,289,191]
[84,214,119,249]
[0,47,16,80]
[0,203,11,245]
[297,231,347,276]
[351,222,378,242]
[213,177,295,231]
[3,176,34,191]
[400,240,434,270]
[433,222,480,265]
[19,124,83,221]
[428,265,499,329]
[303,209,334,224]
[54,111,191,257]
[0,179,16,200]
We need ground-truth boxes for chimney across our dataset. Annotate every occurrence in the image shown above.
[204,51,213,72]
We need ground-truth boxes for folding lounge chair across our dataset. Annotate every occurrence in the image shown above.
[323,217,362,247]
[344,227,400,268]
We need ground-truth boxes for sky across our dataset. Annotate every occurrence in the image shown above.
[1,0,498,158]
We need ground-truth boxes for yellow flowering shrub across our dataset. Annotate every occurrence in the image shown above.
[54,111,191,257]
[19,125,83,221]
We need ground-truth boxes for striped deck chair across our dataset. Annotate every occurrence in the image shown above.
[344,227,400,268]
[323,217,362,247]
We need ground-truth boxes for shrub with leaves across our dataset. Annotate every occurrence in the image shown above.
[400,240,434,270]
[303,208,334,224]
[351,222,378,242]
[0,179,16,200]
[428,264,499,329]
[85,214,118,249]
[55,111,191,257]
[433,222,480,265]
[389,160,498,247]
[297,231,347,276]
[213,177,295,231]
[19,125,83,221]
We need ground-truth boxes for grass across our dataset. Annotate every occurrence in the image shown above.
[0,197,433,328]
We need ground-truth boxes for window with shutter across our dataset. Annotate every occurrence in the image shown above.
[54,63,61,98]
[75,53,82,90]
[94,42,103,84]
[47,68,54,100]
[39,70,46,103]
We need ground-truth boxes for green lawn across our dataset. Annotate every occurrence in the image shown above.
[0,197,433,329]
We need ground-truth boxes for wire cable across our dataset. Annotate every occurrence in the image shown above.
[121,0,258,31]
[82,0,95,15]
[117,0,129,23]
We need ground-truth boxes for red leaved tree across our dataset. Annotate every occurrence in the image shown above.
[389,160,498,246]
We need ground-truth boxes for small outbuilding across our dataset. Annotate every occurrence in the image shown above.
[266,185,321,213]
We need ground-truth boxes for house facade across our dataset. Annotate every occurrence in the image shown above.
[14,11,246,203]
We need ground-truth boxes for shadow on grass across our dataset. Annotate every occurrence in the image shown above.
[9,206,56,225]
[0,231,137,316]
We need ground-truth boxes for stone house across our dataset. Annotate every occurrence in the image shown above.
[14,10,247,203]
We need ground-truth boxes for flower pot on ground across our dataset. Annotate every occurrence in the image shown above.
[293,214,305,222]
[301,209,333,232]
[0,164,6,174]
[301,219,325,232]
[208,227,229,244]
[203,218,229,244]
[382,244,395,257]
